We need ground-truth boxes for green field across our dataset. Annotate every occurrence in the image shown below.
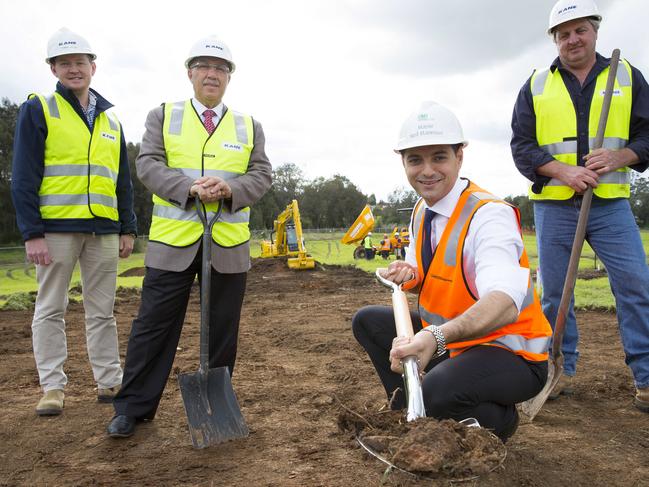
[2,230,648,311]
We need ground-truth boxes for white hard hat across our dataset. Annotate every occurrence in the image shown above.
[185,35,235,72]
[548,0,602,35]
[46,28,96,64]
[394,101,468,152]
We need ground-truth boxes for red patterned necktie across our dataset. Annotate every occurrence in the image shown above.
[203,109,216,134]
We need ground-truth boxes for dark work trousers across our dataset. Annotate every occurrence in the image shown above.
[352,305,547,439]
[113,248,247,420]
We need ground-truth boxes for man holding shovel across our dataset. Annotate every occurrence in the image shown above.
[107,35,271,438]
[510,0,649,410]
[353,101,552,442]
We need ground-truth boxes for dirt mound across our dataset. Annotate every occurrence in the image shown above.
[338,408,505,479]
[119,266,146,277]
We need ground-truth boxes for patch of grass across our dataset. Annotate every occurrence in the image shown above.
[1,291,36,311]
[2,230,648,311]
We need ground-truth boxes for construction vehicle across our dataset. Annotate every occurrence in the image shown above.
[341,205,376,259]
[260,200,315,269]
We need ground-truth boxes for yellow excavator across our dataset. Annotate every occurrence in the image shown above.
[341,204,376,259]
[260,200,316,269]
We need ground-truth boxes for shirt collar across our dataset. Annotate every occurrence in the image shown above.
[424,177,469,219]
[549,51,609,73]
[191,98,224,119]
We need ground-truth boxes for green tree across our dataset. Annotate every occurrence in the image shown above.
[504,194,534,230]
[300,174,367,229]
[251,163,306,230]
[126,143,154,235]
[0,98,20,244]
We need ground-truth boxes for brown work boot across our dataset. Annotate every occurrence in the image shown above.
[97,387,117,403]
[634,387,649,413]
[36,389,64,416]
[547,374,574,400]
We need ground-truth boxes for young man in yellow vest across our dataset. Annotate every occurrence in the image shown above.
[353,102,552,442]
[11,28,137,416]
[511,0,649,410]
[107,35,272,438]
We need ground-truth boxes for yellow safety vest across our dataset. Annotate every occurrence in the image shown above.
[33,92,121,221]
[530,59,633,200]
[148,101,253,248]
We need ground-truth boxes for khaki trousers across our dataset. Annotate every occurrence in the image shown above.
[32,233,123,392]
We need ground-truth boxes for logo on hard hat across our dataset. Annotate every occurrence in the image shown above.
[58,41,78,46]
[204,44,224,51]
[557,5,577,15]
[417,114,430,121]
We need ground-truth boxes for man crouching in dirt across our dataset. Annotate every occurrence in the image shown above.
[352,102,552,442]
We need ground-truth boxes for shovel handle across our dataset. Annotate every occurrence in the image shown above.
[196,201,224,370]
[552,48,621,359]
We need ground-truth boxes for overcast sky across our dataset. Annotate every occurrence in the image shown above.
[3,0,646,201]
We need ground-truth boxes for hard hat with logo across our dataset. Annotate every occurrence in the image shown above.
[185,35,235,72]
[548,0,602,35]
[46,28,96,64]
[394,101,468,152]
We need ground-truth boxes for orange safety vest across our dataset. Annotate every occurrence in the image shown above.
[409,180,551,362]
[379,238,391,251]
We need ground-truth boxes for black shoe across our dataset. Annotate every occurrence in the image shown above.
[107,415,136,438]
[498,409,520,444]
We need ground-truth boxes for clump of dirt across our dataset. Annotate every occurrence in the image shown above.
[119,266,146,277]
[338,407,505,479]
[577,268,607,280]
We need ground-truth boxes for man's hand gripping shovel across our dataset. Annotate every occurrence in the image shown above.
[520,49,621,421]
[177,201,249,448]
[375,268,426,421]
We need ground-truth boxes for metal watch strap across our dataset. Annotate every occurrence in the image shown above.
[423,325,446,357]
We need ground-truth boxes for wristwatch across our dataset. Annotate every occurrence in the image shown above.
[422,325,447,357]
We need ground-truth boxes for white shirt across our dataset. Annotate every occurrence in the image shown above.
[191,99,224,125]
[405,178,530,312]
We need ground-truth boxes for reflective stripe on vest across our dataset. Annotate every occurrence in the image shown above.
[411,181,552,361]
[530,59,633,200]
[148,101,253,248]
[33,92,121,221]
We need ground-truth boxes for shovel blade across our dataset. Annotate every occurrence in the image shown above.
[519,355,563,421]
[178,366,249,448]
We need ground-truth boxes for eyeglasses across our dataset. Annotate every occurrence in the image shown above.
[190,62,231,74]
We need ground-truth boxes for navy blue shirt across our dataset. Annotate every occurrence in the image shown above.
[11,82,137,241]
[511,53,649,194]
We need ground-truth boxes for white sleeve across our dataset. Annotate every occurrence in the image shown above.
[405,218,417,268]
[468,203,530,312]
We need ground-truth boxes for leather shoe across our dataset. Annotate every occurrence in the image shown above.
[107,415,136,438]
[498,408,520,444]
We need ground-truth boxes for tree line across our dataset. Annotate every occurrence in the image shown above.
[2,97,649,244]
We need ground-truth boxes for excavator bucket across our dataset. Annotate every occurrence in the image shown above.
[288,254,316,269]
[341,205,375,245]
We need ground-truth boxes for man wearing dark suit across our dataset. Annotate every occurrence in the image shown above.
[107,35,272,438]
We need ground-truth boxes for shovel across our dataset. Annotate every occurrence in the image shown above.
[520,48,621,420]
[375,268,426,421]
[178,200,249,448]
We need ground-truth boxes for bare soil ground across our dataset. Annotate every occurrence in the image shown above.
[1,258,648,486]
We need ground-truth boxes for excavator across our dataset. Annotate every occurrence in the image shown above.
[340,204,376,259]
[260,199,316,269]
[341,205,411,260]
